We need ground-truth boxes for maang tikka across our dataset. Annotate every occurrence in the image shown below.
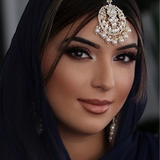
[95,0,131,46]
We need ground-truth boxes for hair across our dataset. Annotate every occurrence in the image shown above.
[39,0,146,103]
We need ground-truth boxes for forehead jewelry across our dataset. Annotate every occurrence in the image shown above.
[95,0,132,46]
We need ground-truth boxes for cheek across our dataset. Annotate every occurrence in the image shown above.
[43,56,94,132]
[48,61,85,95]
[114,64,135,108]
[44,56,85,112]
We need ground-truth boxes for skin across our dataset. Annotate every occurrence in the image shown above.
[41,18,138,160]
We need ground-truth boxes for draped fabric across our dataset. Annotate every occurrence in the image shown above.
[0,0,158,160]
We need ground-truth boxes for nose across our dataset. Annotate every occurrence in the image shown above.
[91,61,115,91]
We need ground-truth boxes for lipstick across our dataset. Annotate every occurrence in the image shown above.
[78,99,111,114]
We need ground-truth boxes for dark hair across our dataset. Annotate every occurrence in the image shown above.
[39,0,146,100]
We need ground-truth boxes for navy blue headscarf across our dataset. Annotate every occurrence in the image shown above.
[0,0,158,159]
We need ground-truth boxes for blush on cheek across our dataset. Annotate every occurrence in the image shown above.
[117,71,135,101]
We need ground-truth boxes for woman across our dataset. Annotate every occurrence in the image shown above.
[0,0,158,159]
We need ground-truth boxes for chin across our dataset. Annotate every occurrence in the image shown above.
[70,119,110,135]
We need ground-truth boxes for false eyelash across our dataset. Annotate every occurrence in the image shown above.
[113,52,139,65]
[116,52,139,61]
[124,52,139,60]
[64,46,92,60]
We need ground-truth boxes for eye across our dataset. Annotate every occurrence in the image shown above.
[71,50,89,58]
[114,52,138,63]
[64,46,92,60]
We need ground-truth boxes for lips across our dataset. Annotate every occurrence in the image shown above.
[78,99,111,114]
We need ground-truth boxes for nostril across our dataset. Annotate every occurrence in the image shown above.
[91,75,115,91]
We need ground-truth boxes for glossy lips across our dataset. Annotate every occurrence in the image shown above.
[78,99,111,114]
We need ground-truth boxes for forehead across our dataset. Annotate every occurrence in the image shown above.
[76,18,138,48]
[51,17,138,50]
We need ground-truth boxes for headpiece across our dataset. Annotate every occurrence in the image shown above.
[95,0,131,46]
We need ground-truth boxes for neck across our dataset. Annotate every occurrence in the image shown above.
[58,125,107,160]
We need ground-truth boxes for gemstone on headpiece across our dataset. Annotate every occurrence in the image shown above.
[94,0,132,46]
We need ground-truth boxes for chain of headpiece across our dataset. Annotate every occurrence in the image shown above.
[95,0,131,46]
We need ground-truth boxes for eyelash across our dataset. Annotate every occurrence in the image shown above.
[64,46,92,60]
[64,46,138,63]
[113,52,138,63]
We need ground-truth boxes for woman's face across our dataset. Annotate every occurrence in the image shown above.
[41,18,138,135]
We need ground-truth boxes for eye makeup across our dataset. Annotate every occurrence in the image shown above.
[113,51,139,63]
[64,45,92,60]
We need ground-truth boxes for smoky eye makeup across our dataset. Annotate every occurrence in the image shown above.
[64,45,92,60]
[62,36,139,63]
[113,51,139,63]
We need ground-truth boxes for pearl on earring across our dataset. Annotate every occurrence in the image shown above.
[109,117,116,142]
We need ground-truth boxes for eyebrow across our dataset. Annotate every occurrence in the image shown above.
[63,37,138,51]
[63,37,100,49]
[116,43,138,51]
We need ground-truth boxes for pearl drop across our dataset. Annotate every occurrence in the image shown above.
[109,136,112,140]
[110,131,114,135]
[105,38,110,43]
[101,33,106,39]
[113,123,116,126]
[95,28,100,34]
[128,28,132,33]
[112,40,117,46]
[111,126,115,130]
[124,34,128,39]
[110,128,114,132]
[119,38,124,44]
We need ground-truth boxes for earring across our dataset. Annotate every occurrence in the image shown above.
[109,117,117,142]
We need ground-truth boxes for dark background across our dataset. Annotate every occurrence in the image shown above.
[136,0,159,135]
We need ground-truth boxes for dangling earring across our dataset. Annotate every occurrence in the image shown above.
[109,117,117,142]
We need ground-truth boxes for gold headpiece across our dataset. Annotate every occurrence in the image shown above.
[95,0,131,46]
